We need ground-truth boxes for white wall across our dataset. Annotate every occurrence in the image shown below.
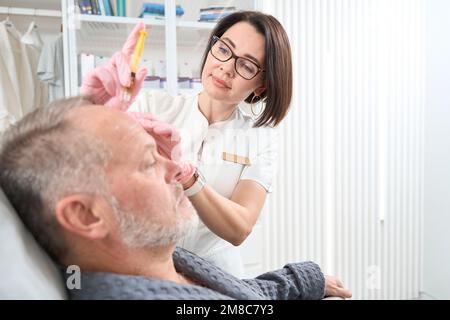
[261,0,425,299]
[423,0,450,300]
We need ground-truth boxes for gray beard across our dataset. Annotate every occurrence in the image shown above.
[108,193,196,249]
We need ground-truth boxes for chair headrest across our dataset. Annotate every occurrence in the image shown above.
[0,187,67,299]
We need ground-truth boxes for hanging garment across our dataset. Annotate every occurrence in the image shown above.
[0,49,20,131]
[0,21,33,131]
[21,22,49,112]
[0,20,49,132]
[21,21,44,50]
[37,34,65,102]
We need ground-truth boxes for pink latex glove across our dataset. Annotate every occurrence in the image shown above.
[129,112,181,160]
[128,112,196,184]
[177,161,196,185]
[81,22,148,111]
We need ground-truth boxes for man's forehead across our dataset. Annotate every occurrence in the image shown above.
[67,105,155,151]
[68,105,127,125]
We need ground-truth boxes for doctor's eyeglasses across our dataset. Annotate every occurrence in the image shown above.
[210,36,265,80]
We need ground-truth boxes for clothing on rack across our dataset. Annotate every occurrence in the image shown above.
[22,21,49,115]
[37,35,65,102]
[0,19,51,132]
[21,21,44,50]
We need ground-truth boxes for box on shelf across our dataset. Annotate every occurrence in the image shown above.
[155,59,166,78]
[198,6,237,22]
[190,78,202,91]
[160,77,167,89]
[139,2,185,19]
[178,77,191,89]
[94,55,110,68]
[79,53,95,84]
[179,61,192,78]
[143,76,161,89]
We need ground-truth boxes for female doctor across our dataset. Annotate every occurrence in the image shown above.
[82,11,292,277]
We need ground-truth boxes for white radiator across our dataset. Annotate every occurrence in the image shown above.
[260,0,425,299]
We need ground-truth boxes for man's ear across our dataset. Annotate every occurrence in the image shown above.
[55,194,109,240]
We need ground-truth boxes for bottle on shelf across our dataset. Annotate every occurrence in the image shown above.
[155,59,166,89]
[178,61,192,89]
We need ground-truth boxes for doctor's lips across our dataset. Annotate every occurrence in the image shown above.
[123,30,148,103]
[211,76,231,89]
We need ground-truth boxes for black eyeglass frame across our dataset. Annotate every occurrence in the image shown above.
[210,35,265,80]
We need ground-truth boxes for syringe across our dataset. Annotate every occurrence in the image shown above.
[123,30,148,103]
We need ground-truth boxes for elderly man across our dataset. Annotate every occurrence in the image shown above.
[0,97,351,300]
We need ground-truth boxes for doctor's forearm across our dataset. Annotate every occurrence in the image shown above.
[189,185,254,246]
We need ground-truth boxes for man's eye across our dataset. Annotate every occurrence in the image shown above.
[143,160,156,171]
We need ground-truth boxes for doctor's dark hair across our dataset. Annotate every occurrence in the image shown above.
[200,11,293,127]
[0,97,111,262]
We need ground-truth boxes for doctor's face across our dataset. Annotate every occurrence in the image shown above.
[202,22,266,104]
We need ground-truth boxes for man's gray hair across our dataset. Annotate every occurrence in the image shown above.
[0,97,111,261]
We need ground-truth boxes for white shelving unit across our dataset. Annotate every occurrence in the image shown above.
[78,13,165,25]
[0,6,61,17]
[62,0,257,97]
[177,21,215,29]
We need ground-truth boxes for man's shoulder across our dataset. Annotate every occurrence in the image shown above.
[62,267,229,300]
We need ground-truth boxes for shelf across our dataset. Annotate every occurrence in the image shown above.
[75,14,215,53]
[0,6,61,18]
[76,15,166,42]
[176,21,215,46]
[142,88,203,96]
[75,15,166,56]
[78,87,201,97]
[177,21,215,30]
[77,14,216,29]
[77,14,165,27]
[178,88,202,95]
[0,0,60,11]
[67,0,256,97]
[141,88,202,95]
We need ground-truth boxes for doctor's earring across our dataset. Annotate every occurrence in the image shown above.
[250,94,263,117]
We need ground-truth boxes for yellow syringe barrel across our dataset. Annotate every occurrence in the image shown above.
[130,30,148,75]
[123,30,147,103]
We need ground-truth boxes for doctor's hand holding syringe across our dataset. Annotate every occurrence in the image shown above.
[81,22,148,110]
[81,22,196,185]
